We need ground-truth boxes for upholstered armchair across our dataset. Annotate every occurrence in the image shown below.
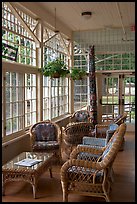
[69,110,92,123]
[60,123,126,202]
[29,120,62,164]
[61,122,94,162]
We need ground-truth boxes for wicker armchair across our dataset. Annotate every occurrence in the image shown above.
[60,123,126,202]
[82,123,118,150]
[69,110,92,123]
[95,122,126,151]
[102,112,127,125]
[29,120,62,164]
[61,122,94,162]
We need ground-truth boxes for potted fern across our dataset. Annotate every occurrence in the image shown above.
[40,58,70,78]
[70,67,87,80]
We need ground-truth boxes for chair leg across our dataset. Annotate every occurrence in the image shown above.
[49,167,53,178]
[63,191,68,202]
[61,181,68,202]
[110,167,115,183]
[103,187,110,202]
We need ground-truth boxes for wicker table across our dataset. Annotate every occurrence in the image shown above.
[2,151,54,199]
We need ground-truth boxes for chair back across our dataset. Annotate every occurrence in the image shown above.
[31,122,57,141]
[70,110,92,123]
[114,112,127,125]
[30,120,61,151]
[98,123,126,168]
[64,122,94,145]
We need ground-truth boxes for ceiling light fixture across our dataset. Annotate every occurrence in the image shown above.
[81,11,92,20]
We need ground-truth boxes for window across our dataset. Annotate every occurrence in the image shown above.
[73,28,135,112]
[5,71,25,135]
[3,70,37,137]
[2,2,70,139]
[2,2,36,66]
[42,32,70,120]
[25,74,37,126]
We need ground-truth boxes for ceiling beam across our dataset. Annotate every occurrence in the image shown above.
[59,33,70,56]
[44,33,58,44]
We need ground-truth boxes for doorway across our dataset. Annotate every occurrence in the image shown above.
[97,71,135,124]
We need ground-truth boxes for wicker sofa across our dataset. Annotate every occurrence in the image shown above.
[60,123,126,202]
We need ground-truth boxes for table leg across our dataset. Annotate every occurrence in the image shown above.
[32,184,36,199]
[32,177,37,199]
[49,167,52,178]
[2,175,5,196]
[2,185,5,196]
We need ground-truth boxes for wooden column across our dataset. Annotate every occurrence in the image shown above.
[89,45,97,126]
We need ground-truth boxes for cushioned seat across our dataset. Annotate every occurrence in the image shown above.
[82,136,107,147]
[33,141,59,150]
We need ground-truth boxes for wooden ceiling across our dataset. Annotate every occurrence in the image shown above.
[38,2,135,31]
[13,2,135,40]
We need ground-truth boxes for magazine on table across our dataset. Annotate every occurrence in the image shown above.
[14,158,43,167]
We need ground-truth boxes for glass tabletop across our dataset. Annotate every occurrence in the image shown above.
[2,152,54,171]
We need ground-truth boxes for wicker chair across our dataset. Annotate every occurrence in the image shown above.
[60,123,127,202]
[69,110,92,123]
[29,120,62,164]
[81,123,118,150]
[61,122,94,162]
[102,112,127,125]
[95,121,126,151]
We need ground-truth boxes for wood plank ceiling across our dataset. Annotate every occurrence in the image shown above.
[38,2,135,32]
[15,2,135,40]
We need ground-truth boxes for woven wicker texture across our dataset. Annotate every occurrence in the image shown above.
[60,123,126,202]
[102,112,127,125]
[30,120,62,164]
[61,122,94,162]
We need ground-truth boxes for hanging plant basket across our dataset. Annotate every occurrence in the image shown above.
[40,58,70,78]
[70,67,87,80]
[51,73,61,78]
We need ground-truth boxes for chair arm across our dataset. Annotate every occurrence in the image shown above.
[70,145,104,159]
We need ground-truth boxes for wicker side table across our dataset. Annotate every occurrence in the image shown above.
[2,152,54,199]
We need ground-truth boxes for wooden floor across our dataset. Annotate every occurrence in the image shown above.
[2,131,135,202]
